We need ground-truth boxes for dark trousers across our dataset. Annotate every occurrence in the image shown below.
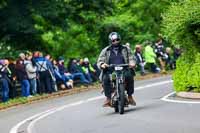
[102,69,134,99]
[0,78,9,102]
[39,71,52,94]
[9,80,17,98]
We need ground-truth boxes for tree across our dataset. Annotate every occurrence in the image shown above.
[99,0,172,49]
[0,0,173,61]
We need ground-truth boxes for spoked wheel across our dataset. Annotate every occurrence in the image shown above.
[118,83,125,114]
[111,91,119,112]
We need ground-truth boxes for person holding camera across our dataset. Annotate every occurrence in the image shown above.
[0,59,11,102]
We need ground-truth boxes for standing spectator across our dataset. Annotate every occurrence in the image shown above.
[144,41,160,73]
[8,58,17,98]
[15,53,31,97]
[0,59,10,102]
[154,39,166,73]
[45,54,57,92]
[33,51,40,93]
[35,52,52,94]
[25,52,37,95]
[134,44,146,75]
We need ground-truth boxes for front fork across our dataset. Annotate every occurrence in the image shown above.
[116,75,124,99]
[111,74,128,106]
[116,75,129,106]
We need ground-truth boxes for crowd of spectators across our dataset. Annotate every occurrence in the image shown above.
[0,51,100,102]
[0,39,182,103]
[133,39,182,75]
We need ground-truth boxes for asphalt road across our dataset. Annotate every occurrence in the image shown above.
[1,75,200,133]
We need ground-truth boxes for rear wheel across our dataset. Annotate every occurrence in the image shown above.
[118,83,125,114]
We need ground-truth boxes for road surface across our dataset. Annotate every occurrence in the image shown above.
[0,75,200,133]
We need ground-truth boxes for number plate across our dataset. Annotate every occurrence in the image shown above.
[114,66,123,70]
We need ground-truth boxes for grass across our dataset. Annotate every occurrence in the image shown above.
[0,94,48,109]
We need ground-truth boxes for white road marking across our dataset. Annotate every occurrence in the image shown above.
[10,80,173,133]
[161,92,200,104]
[10,108,57,133]
[86,96,104,102]
[135,80,173,90]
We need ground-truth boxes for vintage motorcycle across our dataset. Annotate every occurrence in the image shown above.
[107,64,130,115]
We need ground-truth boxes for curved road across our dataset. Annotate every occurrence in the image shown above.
[0,76,200,133]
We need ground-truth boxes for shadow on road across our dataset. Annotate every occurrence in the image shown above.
[103,101,166,116]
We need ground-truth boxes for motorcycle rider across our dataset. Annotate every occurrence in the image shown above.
[97,32,136,107]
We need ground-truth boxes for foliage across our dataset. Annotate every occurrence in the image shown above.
[0,0,7,9]
[100,0,172,49]
[162,0,200,50]
[173,52,200,92]
[0,41,24,59]
[162,0,200,92]
[0,0,173,61]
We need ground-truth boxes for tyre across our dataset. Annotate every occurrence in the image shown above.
[114,101,119,112]
[118,83,125,114]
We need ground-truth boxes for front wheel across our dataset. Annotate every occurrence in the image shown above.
[118,83,125,114]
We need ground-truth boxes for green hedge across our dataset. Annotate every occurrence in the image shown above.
[173,52,200,92]
[162,0,200,92]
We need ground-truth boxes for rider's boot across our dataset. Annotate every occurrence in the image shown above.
[128,96,136,106]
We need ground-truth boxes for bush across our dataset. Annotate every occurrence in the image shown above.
[173,52,200,92]
[162,0,200,92]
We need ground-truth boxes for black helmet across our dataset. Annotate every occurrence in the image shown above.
[108,32,121,44]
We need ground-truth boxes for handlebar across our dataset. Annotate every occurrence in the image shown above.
[108,64,129,67]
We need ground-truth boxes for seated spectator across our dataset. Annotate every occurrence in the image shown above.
[82,57,98,82]
[76,58,84,73]
[144,41,160,73]
[0,59,10,102]
[68,58,90,84]
[15,53,31,97]
[55,58,73,89]
[134,44,146,75]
